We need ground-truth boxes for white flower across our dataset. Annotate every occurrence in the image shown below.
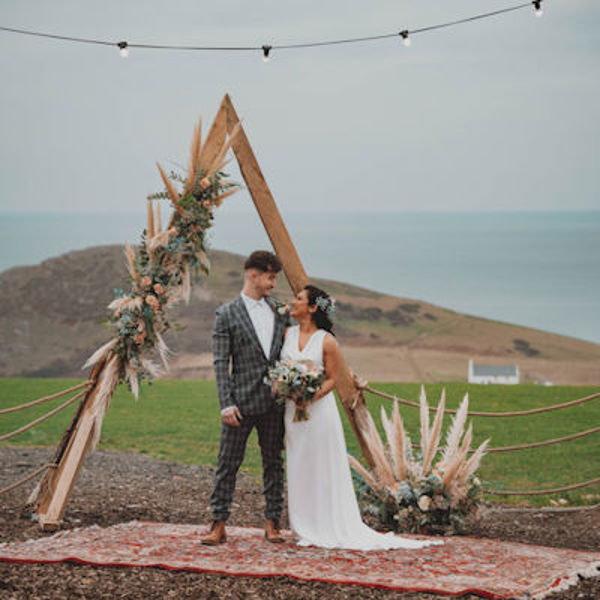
[418,495,432,512]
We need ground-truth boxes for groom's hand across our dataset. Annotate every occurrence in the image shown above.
[222,406,243,427]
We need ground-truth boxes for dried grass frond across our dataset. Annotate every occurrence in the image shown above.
[212,187,239,207]
[181,266,191,304]
[125,362,139,401]
[186,119,202,193]
[141,358,161,379]
[457,438,490,488]
[154,330,171,370]
[419,385,429,463]
[156,203,163,233]
[348,455,380,492]
[147,199,155,239]
[89,354,120,449]
[124,242,138,281]
[82,338,118,370]
[205,122,242,178]
[197,250,211,274]
[390,400,407,480]
[421,389,445,476]
[199,109,227,171]
[107,296,143,313]
[441,423,472,488]
[363,410,396,490]
[380,405,393,445]
[440,392,469,468]
[156,163,181,207]
[147,229,171,253]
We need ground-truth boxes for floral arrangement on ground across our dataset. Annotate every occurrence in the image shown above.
[349,387,489,535]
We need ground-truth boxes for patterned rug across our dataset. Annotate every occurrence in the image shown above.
[1,522,599,599]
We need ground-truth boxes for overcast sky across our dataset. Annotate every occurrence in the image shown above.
[1,0,599,216]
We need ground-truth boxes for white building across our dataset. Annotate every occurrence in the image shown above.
[468,359,519,385]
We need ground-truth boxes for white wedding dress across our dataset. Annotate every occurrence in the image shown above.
[282,325,442,550]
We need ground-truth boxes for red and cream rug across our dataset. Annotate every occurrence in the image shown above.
[1,522,598,599]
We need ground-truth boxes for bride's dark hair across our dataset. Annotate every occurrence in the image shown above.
[304,285,335,335]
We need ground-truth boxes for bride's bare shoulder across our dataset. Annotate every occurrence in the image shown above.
[322,331,339,351]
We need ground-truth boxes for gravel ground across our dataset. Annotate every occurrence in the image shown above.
[1,447,598,600]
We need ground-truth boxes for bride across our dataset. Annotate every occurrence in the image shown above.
[281,285,442,550]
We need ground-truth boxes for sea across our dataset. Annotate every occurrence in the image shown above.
[1,210,599,345]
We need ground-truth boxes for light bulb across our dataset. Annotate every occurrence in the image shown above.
[400,30,411,47]
[262,45,272,62]
[117,41,129,58]
[533,1,543,17]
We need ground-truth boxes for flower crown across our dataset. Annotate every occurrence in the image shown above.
[315,295,336,316]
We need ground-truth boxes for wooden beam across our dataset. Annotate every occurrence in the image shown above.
[222,94,309,294]
[35,357,118,531]
[222,94,375,468]
[37,410,95,531]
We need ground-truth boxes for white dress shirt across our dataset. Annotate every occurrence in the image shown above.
[240,292,274,359]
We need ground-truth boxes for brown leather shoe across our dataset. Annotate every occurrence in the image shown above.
[264,519,285,543]
[201,521,227,545]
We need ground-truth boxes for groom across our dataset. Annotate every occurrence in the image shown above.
[201,250,290,545]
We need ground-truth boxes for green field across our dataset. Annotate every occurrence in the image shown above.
[1,378,599,506]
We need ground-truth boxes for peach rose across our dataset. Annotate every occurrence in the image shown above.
[140,276,152,288]
[145,294,160,311]
[169,227,178,236]
[200,177,211,189]
[153,283,165,295]
[203,200,211,208]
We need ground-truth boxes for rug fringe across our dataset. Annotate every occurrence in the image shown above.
[526,560,600,600]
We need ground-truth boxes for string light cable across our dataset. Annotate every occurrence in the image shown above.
[0,0,546,59]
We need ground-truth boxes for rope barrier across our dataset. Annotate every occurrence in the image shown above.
[0,463,58,496]
[485,426,600,453]
[362,385,600,418]
[405,425,600,453]
[0,381,92,415]
[485,477,600,496]
[0,390,86,442]
[482,503,600,513]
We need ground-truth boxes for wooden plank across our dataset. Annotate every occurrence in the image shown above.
[222,94,375,468]
[32,359,105,520]
[37,406,96,530]
[222,94,309,294]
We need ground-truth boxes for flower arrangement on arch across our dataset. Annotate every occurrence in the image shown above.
[349,387,489,534]
[83,121,241,398]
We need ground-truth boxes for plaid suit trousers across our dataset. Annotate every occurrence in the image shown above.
[209,409,284,522]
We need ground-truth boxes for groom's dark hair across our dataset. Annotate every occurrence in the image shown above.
[244,250,282,273]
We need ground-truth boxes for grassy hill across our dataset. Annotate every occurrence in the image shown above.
[1,245,599,383]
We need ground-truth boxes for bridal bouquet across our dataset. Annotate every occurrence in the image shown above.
[265,359,325,422]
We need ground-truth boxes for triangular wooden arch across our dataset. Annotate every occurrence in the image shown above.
[33,94,375,531]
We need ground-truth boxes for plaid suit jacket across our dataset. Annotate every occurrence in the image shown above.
[212,295,290,415]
